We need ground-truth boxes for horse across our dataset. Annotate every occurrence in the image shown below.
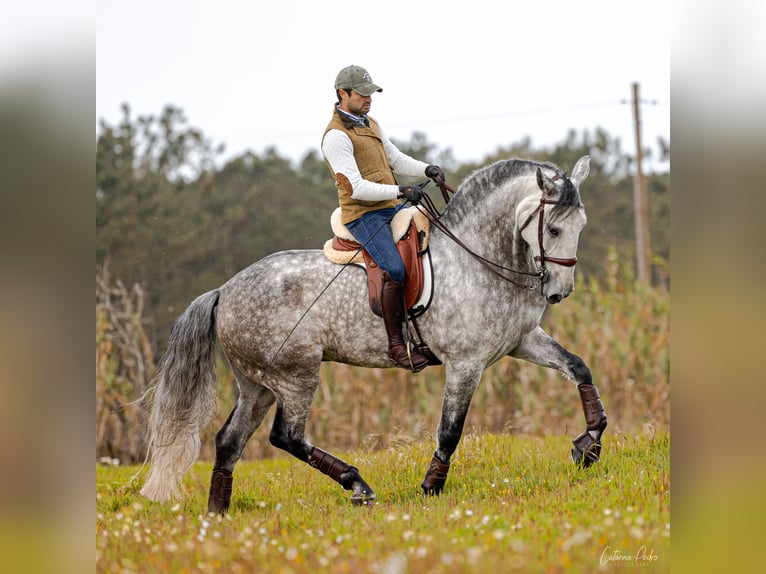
[139,155,607,511]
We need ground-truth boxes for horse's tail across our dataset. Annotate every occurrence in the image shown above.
[140,289,220,502]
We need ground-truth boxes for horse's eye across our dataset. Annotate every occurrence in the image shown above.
[549,227,560,237]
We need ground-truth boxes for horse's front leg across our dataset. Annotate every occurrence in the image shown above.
[510,326,607,467]
[422,361,484,495]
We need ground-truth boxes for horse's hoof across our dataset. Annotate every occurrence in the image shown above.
[422,486,443,497]
[571,447,600,468]
[421,453,450,495]
[571,431,602,468]
[207,469,233,514]
[350,491,376,506]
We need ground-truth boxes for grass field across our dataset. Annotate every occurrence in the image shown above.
[96,430,669,573]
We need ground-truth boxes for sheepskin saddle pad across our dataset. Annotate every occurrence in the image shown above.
[323,206,430,264]
[322,206,431,316]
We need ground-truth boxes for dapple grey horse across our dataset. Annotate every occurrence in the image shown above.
[140,155,607,511]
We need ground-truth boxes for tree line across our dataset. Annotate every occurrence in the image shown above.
[97,104,669,354]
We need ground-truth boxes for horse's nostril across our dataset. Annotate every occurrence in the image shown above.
[547,294,563,304]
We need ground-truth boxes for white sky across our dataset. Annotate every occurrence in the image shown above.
[96,0,670,169]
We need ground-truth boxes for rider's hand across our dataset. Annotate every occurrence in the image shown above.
[398,185,424,205]
[425,165,445,183]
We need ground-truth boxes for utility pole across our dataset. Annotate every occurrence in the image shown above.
[631,82,651,285]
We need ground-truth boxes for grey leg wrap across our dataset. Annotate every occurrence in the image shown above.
[421,453,451,495]
[207,469,233,514]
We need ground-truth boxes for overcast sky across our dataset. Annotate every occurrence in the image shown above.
[96,0,670,170]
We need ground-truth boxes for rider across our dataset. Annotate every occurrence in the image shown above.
[321,65,445,372]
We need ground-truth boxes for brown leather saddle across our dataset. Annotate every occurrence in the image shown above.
[323,207,430,317]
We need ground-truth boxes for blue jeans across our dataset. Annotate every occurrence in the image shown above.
[346,205,407,283]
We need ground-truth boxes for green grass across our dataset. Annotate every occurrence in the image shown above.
[96,431,669,573]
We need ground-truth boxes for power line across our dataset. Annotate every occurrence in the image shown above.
[389,100,631,129]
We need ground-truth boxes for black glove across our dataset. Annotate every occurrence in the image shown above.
[398,185,423,204]
[425,164,445,183]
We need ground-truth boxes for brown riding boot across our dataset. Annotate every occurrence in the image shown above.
[381,272,429,372]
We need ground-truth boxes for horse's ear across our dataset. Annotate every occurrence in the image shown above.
[536,167,556,196]
[571,155,591,187]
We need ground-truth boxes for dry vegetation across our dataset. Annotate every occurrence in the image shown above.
[96,264,154,462]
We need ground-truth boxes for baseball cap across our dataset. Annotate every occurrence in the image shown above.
[334,65,383,96]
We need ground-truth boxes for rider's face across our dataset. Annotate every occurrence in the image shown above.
[341,90,372,116]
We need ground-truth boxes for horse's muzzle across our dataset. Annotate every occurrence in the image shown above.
[547,287,573,304]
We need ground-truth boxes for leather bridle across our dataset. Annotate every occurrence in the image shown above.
[517,197,579,268]
[418,177,578,292]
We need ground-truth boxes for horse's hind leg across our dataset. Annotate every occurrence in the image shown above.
[511,326,607,467]
[268,373,376,506]
[207,368,276,514]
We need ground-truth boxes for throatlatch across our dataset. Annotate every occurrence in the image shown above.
[571,383,607,467]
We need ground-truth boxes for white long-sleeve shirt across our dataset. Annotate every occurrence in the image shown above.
[321,123,429,201]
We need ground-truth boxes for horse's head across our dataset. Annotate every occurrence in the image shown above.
[516,155,590,304]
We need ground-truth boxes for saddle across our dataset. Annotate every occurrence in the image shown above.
[323,207,431,317]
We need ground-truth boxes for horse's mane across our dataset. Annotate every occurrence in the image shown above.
[451,158,582,220]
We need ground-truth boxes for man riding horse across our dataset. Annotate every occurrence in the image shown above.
[321,65,446,372]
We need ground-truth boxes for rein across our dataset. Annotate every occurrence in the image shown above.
[419,176,577,292]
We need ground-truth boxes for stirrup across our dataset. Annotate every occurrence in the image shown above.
[389,344,428,372]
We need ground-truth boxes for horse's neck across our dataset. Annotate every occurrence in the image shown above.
[438,179,536,265]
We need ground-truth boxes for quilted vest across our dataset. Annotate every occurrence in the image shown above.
[323,108,399,223]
